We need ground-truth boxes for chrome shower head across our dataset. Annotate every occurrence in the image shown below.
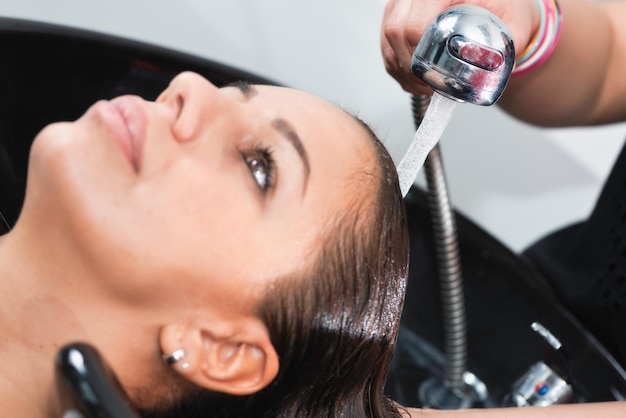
[411,5,515,106]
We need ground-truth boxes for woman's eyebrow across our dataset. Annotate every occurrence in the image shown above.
[272,118,311,193]
[227,80,257,99]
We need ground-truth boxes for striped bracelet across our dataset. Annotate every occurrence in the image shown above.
[512,0,563,76]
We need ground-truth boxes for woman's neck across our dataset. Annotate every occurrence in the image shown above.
[0,225,150,416]
[0,219,178,416]
[0,230,77,416]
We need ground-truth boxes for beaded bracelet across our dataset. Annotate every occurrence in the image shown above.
[512,0,563,76]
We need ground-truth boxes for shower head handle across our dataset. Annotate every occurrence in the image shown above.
[411,5,515,106]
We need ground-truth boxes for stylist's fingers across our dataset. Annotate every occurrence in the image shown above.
[381,0,425,94]
[381,0,453,96]
[381,0,411,75]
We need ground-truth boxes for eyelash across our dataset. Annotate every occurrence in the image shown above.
[243,146,276,193]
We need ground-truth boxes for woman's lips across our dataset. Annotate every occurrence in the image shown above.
[97,95,147,171]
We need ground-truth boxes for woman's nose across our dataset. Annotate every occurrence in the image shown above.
[157,72,234,143]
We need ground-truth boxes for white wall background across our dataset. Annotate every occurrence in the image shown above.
[2,0,625,251]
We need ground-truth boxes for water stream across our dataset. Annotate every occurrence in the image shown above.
[397,93,457,197]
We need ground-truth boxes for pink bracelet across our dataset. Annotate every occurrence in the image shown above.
[512,0,563,77]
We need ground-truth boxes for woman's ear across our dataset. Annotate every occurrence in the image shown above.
[159,315,279,395]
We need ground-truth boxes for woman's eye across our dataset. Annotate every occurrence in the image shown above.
[244,148,275,192]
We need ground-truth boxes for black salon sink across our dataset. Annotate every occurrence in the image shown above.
[386,186,626,407]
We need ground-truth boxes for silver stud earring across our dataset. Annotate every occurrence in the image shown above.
[163,348,186,366]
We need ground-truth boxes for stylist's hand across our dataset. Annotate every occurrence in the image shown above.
[381,0,539,96]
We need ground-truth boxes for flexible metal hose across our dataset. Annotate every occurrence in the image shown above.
[412,94,468,395]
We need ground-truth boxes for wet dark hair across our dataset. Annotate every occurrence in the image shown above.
[143,120,409,417]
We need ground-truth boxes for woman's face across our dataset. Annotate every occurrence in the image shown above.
[23,72,376,313]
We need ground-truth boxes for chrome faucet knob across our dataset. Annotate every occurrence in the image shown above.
[411,5,515,106]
